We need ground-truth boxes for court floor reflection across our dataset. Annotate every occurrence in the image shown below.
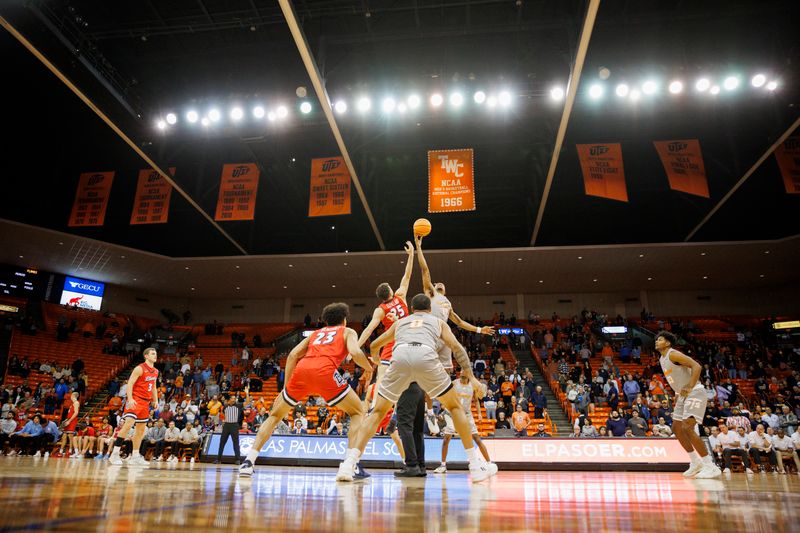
[0,457,797,532]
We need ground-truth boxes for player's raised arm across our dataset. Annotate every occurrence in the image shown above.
[415,235,435,296]
[667,350,702,396]
[440,321,474,379]
[126,365,143,408]
[345,328,373,383]
[285,336,311,384]
[449,310,495,336]
[395,241,415,300]
[358,307,386,348]
[369,321,398,362]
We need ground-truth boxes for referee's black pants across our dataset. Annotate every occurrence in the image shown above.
[396,382,426,469]
[217,422,241,463]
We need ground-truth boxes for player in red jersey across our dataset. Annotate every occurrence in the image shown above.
[239,303,373,477]
[358,241,414,399]
[109,347,159,467]
[56,392,80,456]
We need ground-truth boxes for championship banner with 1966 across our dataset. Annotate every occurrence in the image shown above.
[774,137,800,194]
[428,148,476,213]
[653,139,710,198]
[308,157,351,217]
[68,171,115,227]
[130,168,175,225]
[214,163,260,221]
[576,143,628,202]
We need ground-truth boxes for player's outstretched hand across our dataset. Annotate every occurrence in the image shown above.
[404,241,414,254]
[481,326,496,336]
[679,386,692,397]
[127,397,137,409]
[414,234,423,248]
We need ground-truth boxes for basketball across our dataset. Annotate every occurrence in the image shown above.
[413,218,432,237]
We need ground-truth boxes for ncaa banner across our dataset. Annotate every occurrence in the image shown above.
[130,168,175,225]
[576,143,628,202]
[214,163,260,221]
[428,148,476,213]
[308,157,351,217]
[68,171,115,227]
[653,139,710,198]
[774,137,800,194]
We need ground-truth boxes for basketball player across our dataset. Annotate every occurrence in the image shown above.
[358,241,414,396]
[336,293,496,483]
[239,303,373,477]
[434,372,491,473]
[656,331,721,478]
[108,347,159,467]
[56,392,80,457]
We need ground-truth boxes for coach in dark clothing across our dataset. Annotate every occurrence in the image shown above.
[215,390,246,464]
[394,382,427,477]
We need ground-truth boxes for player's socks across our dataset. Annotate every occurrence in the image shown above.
[246,449,259,464]
[688,451,700,464]
[701,454,714,465]
[465,447,478,464]
[132,451,141,459]
[346,448,362,462]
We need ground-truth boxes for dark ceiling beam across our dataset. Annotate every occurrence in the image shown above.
[0,15,250,256]
[195,0,215,24]
[684,116,800,242]
[277,0,386,251]
[530,0,601,246]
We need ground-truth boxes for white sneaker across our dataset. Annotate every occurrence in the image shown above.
[43,452,49,459]
[336,460,356,482]
[190,457,195,464]
[155,456,162,462]
[722,468,731,474]
[469,461,492,483]
[483,461,498,476]
[128,455,150,468]
[694,464,722,479]
[108,454,124,466]
[33,451,41,458]
[169,456,178,463]
[71,454,83,459]
[745,468,754,474]
[7,450,17,457]
[682,462,704,477]
[434,464,447,474]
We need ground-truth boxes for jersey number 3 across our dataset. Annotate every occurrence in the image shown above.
[313,331,337,345]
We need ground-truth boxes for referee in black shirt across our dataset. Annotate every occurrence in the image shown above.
[215,388,247,464]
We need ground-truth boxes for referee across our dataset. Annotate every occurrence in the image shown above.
[215,387,247,464]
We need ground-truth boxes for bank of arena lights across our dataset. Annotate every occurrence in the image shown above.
[152,69,783,131]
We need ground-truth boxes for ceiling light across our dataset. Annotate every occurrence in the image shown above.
[334,100,347,114]
[283,286,287,289]
[332,285,336,288]
[357,97,371,112]
[498,90,512,107]
[185,266,189,270]
[288,264,294,267]
[550,87,565,101]
[709,85,720,95]
[201,117,210,127]
[647,277,653,281]
[156,120,166,130]
[538,280,543,283]
[253,106,265,119]
[186,110,199,123]
[485,281,491,285]
[592,279,598,282]
[473,91,486,104]
[407,94,421,109]
[578,256,583,260]
[642,80,658,95]
[629,89,641,101]
[764,250,770,254]
[695,78,711,92]
[766,80,778,91]
[702,276,708,280]
[208,109,221,122]
[723,76,739,91]
[700,252,706,256]
[236,287,240,290]
[276,106,288,118]
[382,97,396,113]
[615,84,629,97]
[759,274,765,278]
[668,81,683,94]
[751,74,766,88]
[230,107,244,121]
[430,93,443,107]
[639,254,644,258]
[300,101,312,114]
[235,265,240,269]
[450,92,464,107]
[190,287,196,291]
[517,258,523,261]
[165,113,177,125]
[458,259,463,263]
[588,84,603,100]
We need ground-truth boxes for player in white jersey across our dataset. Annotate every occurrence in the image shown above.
[656,331,721,478]
[434,372,493,473]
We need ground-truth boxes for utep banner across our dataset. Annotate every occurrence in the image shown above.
[428,148,476,213]
[207,434,689,466]
[68,171,115,227]
[309,157,351,217]
[653,139,710,198]
[774,136,800,194]
[214,163,260,221]
[576,143,628,202]
[59,276,105,311]
[130,168,175,225]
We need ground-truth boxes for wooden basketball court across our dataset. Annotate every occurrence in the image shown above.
[0,457,798,531]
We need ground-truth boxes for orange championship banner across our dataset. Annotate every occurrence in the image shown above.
[308,157,351,217]
[214,163,260,221]
[130,168,175,225]
[774,136,800,194]
[68,171,115,227]
[428,148,476,213]
[653,139,710,198]
[576,143,628,202]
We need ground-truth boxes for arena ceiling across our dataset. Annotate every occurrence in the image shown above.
[1,0,799,260]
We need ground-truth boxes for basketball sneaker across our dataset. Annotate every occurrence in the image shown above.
[469,461,492,483]
[683,462,704,477]
[483,461,498,476]
[239,460,254,477]
[128,455,150,468]
[694,463,722,479]
[108,453,124,466]
[336,460,356,482]
[33,451,41,458]
[433,464,447,474]
[353,463,371,480]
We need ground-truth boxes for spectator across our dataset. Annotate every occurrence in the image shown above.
[533,423,551,438]
[274,416,291,435]
[141,419,166,460]
[762,407,780,431]
[292,419,308,435]
[208,396,223,426]
[652,417,673,438]
[607,382,619,411]
[34,416,61,457]
[581,422,599,438]
[606,411,627,437]
[94,418,115,459]
[494,412,511,431]
[779,405,798,434]
[8,414,43,455]
[598,426,609,438]
[511,405,530,437]
[569,426,582,438]
[773,429,800,474]
[628,410,648,437]
[163,421,181,463]
[531,386,548,419]
[177,422,200,462]
[726,408,752,433]
[622,375,640,405]
[748,424,778,473]
[717,425,753,474]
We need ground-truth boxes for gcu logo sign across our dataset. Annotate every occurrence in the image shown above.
[322,159,341,172]
[68,281,102,293]
[232,165,251,177]
[88,174,105,186]
[668,142,688,152]
[589,146,609,156]
[437,155,464,177]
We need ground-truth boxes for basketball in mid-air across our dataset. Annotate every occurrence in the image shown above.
[413,218,432,237]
